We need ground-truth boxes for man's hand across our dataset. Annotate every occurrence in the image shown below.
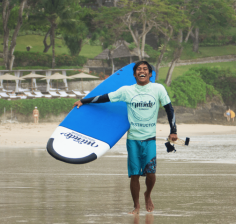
[73,100,83,109]
[169,134,178,142]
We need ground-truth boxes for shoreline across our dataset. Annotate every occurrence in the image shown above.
[0,123,236,149]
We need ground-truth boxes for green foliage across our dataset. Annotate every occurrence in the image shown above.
[200,35,231,47]
[189,67,236,106]
[171,0,236,32]
[0,100,12,116]
[92,5,127,50]
[190,67,221,85]
[13,51,87,67]
[63,35,83,56]
[21,13,50,33]
[91,26,122,50]
[55,54,87,66]
[232,35,236,44]
[171,70,208,108]
[157,70,221,108]
[180,44,236,60]
[94,0,188,55]
[62,3,93,56]
[156,79,175,105]
[145,44,160,62]
[84,37,102,47]
[0,98,78,118]
[127,43,160,62]
[35,0,71,18]
[18,29,47,36]
[120,32,134,44]
[108,45,116,50]
[206,84,221,99]
[8,6,20,29]
[128,42,136,51]
[14,51,51,67]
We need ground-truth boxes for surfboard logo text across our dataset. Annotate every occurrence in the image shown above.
[60,132,98,147]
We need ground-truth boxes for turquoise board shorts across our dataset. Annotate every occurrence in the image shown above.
[126,139,156,178]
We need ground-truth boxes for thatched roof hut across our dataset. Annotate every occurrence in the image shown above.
[94,40,149,74]
[94,40,149,60]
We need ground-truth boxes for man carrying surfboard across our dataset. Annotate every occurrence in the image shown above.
[73,61,177,214]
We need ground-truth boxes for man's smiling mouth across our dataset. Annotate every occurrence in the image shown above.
[139,74,146,77]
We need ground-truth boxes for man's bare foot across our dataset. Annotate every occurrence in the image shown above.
[144,192,154,212]
[129,204,140,214]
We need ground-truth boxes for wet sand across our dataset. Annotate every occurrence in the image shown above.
[0,122,236,148]
[0,147,236,224]
[1,123,236,223]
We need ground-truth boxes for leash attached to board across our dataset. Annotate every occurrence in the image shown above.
[165,137,190,153]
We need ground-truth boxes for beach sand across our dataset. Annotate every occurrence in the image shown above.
[1,148,236,223]
[0,122,236,148]
[1,123,236,223]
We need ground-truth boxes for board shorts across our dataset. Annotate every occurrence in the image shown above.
[126,139,156,178]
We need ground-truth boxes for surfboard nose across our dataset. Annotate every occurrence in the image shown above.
[47,138,98,164]
[46,126,110,164]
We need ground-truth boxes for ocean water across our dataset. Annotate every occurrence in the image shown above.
[0,134,236,224]
[111,134,236,164]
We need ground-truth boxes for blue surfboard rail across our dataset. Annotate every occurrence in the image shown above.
[60,63,156,148]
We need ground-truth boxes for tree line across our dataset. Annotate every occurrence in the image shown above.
[1,0,236,86]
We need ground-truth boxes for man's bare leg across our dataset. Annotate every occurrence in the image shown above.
[129,175,140,214]
[144,173,156,212]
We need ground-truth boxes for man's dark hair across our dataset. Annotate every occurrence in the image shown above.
[133,61,152,75]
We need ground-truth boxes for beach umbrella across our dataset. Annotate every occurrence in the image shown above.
[70,73,99,79]
[41,72,74,90]
[0,73,24,91]
[22,73,46,91]
[70,73,98,91]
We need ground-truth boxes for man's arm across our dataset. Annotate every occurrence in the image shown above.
[73,94,110,108]
[163,103,177,141]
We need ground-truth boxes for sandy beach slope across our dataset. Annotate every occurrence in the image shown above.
[0,122,235,149]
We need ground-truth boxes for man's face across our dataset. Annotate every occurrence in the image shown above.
[134,64,152,86]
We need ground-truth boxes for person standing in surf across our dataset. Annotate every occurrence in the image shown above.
[73,61,177,214]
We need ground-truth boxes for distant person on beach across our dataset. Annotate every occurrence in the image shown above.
[73,61,178,214]
[33,107,39,124]
[224,107,235,122]
[231,110,235,122]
